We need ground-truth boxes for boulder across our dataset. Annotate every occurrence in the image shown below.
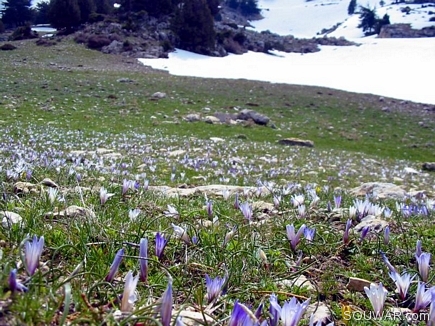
[278,138,314,147]
[237,109,270,125]
[422,162,435,172]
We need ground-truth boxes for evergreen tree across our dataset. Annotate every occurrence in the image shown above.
[94,0,112,14]
[239,0,259,15]
[1,0,33,27]
[358,5,377,34]
[347,0,356,15]
[77,0,96,23]
[0,19,5,32]
[128,0,174,16]
[206,0,219,16]
[374,13,390,34]
[34,1,50,24]
[171,0,216,54]
[48,0,81,32]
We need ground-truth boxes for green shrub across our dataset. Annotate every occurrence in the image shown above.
[87,34,111,48]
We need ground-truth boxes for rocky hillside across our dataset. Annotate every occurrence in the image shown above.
[71,5,356,58]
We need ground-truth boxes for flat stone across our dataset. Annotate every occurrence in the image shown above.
[280,275,315,291]
[306,302,332,324]
[46,205,96,219]
[168,150,186,157]
[102,152,123,159]
[350,182,407,200]
[346,277,372,292]
[278,138,314,147]
[210,137,224,142]
[354,215,388,233]
[96,148,114,155]
[40,178,58,188]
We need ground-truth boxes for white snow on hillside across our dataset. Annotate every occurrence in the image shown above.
[137,0,435,104]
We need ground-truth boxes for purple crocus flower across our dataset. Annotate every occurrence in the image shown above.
[389,271,414,300]
[343,219,352,245]
[120,271,139,312]
[286,224,306,251]
[416,239,422,258]
[334,195,342,209]
[416,252,431,282]
[380,251,397,274]
[304,227,316,242]
[175,316,184,326]
[155,232,168,260]
[240,202,253,221]
[234,193,240,210]
[428,291,435,326]
[122,179,133,196]
[9,269,28,293]
[105,248,124,282]
[364,283,388,316]
[100,187,114,205]
[413,281,434,312]
[205,274,226,303]
[206,200,213,218]
[360,226,370,240]
[161,280,173,326]
[383,226,390,245]
[164,205,179,219]
[229,300,259,326]
[171,223,191,244]
[139,238,148,283]
[269,294,279,326]
[24,235,44,276]
[270,296,310,326]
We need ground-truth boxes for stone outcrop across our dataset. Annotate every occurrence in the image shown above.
[379,24,435,38]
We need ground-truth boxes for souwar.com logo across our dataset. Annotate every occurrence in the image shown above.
[343,309,430,322]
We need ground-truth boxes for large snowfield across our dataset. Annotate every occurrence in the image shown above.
[139,0,435,105]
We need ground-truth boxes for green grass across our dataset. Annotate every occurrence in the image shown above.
[0,37,435,326]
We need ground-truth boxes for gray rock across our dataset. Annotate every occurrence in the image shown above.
[203,116,220,124]
[278,138,314,147]
[151,92,166,99]
[422,162,435,172]
[1,211,23,229]
[185,113,201,122]
[237,109,270,125]
[116,77,134,83]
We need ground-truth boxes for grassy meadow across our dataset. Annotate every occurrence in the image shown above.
[0,37,435,325]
